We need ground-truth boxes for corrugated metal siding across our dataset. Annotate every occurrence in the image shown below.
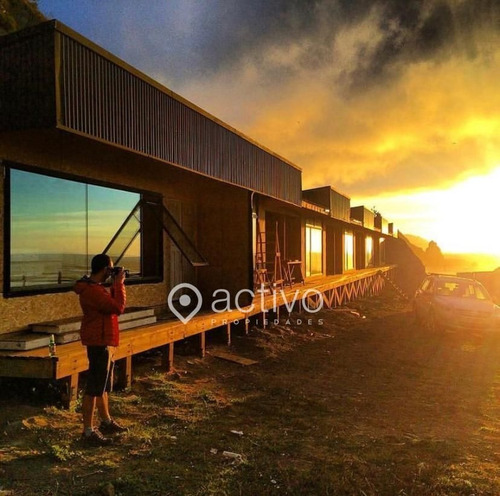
[302,187,330,210]
[0,24,56,131]
[57,31,301,205]
[364,210,375,230]
[302,186,350,222]
[330,190,350,222]
[351,206,375,229]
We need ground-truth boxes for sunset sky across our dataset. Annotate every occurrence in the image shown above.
[38,1,499,262]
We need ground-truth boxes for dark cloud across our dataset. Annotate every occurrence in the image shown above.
[132,0,328,84]
[348,1,445,86]
[417,2,455,55]
[198,0,497,93]
[338,0,481,92]
[39,0,498,92]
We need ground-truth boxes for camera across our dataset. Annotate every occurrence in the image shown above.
[111,266,130,278]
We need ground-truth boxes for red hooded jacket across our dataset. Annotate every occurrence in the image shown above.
[74,276,126,347]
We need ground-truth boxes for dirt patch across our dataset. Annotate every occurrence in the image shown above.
[1,290,500,495]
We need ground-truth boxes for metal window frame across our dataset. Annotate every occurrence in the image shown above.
[143,200,208,267]
[3,162,163,297]
[102,200,141,267]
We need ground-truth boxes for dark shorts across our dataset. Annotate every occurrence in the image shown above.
[85,346,114,397]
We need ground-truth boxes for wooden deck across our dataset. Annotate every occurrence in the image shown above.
[0,266,393,407]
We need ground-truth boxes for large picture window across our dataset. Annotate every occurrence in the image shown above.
[305,223,322,277]
[379,238,386,265]
[344,231,354,271]
[365,236,373,268]
[6,166,162,295]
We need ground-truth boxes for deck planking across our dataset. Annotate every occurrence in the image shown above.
[0,266,393,406]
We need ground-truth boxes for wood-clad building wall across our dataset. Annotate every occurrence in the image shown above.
[0,20,303,334]
[0,19,420,339]
[0,20,302,206]
[0,132,252,333]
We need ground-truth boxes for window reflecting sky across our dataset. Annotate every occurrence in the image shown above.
[11,169,140,255]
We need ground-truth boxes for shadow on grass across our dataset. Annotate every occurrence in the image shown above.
[1,296,500,495]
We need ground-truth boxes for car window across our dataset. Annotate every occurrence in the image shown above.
[450,283,468,297]
[464,284,476,297]
[421,278,432,292]
[435,280,491,300]
[436,282,454,296]
[474,284,490,300]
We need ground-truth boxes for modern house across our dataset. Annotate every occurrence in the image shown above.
[0,20,306,332]
[0,20,424,402]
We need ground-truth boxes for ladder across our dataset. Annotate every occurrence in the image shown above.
[272,221,284,290]
[254,228,271,292]
[254,221,284,292]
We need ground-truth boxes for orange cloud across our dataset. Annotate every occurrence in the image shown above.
[181,4,499,199]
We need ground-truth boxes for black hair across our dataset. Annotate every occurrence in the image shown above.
[91,254,112,274]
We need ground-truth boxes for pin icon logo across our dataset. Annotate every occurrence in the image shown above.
[167,283,203,324]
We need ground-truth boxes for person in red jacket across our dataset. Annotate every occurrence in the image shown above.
[74,254,127,446]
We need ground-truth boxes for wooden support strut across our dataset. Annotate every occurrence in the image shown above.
[199,331,206,358]
[115,356,132,390]
[61,373,79,410]
[161,342,175,372]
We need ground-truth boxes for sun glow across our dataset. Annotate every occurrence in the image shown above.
[428,168,500,253]
[353,166,500,260]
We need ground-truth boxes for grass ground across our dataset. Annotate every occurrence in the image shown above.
[1,290,500,495]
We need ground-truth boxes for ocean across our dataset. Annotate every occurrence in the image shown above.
[10,253,140,288]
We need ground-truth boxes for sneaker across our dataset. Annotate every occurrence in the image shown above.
[81,429,113,447]
[99,419,128,435]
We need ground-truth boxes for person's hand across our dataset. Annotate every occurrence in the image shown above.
[115,267,126,284]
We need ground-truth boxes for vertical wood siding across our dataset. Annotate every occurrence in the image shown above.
[57,32,301,205]
[330,189,350,222]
